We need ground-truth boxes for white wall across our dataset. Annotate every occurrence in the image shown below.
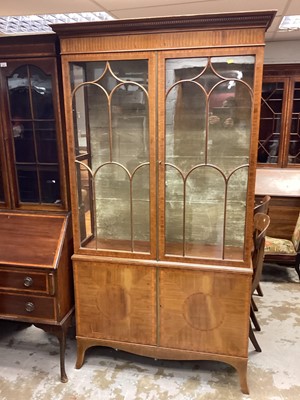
[265,41,300,64]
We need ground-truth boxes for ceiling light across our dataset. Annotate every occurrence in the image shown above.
[0,12,114,35]
[279,15,300,31]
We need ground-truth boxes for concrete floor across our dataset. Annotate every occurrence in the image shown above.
[0,263,299,400]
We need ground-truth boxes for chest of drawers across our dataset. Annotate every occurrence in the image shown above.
[0,212,74,382]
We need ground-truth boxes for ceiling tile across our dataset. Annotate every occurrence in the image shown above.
[0,0,102,17]
[104,0,285,16]
[285,0,300,15]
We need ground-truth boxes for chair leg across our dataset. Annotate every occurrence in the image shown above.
[251,297,258,312]
[250,305,261,331]
[249,325,262,352]
[295,253,300,281]
[256,283,264,297]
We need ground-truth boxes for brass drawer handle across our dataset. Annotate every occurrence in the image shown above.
[25,302,35,312]
[23,276,33,287]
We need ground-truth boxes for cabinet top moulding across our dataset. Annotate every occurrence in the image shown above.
[51,11,276,55]
[0,34,59,59]
[51,11,276,38]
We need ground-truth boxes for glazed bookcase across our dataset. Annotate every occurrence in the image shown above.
[0,34,73,382]
[53,11,275,393]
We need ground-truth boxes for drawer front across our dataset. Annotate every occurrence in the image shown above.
[0,293,55,320]
[0,269,52,294]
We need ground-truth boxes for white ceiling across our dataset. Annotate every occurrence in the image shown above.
[0,0,299,42]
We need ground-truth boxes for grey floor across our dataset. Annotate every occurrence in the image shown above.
[0,263,299,400]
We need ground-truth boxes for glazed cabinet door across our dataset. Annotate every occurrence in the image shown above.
[67,54,156,257]
[158,51,258,266]
[0,58,67,210]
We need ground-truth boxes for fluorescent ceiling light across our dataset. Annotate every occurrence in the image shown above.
[279,15,300,30]
[0,12,114,35]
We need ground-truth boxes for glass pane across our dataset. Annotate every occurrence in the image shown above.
[132,164,150,252]
[166,81,206,173]
[208,82,251,175]
[95,164,131,251]
[185,167,225,258]
[211,55,255,89]
[17,167,39,202]
[112,83,148,172]
[165,56,254,260]
[288,81,300,164]
[70,64,88,156]
[71,59,150,252]
[225,167,248,260]
[8,66,31,119]
[30,66,54,119]
[13,121,35,163]
[88,84,110,167]
[258,82,284,164]
[165,166,184,256]
[76,161,93,245]
[36,121,58,163]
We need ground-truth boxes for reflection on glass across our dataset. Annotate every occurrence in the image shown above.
[71,60,150,252]
[13,121,35,163]
[8,66,30,119]
[258,82,284,164]
[288,81,300,164]
[165,56,254,260]
[30,66,54,119]
[7,64,60,204]
[40,168,60,203]
[211,55,255,88]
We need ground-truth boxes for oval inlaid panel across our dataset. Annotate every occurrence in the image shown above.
[183,292,224,331]
[96,285,130,321]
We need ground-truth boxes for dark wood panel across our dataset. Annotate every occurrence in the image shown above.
[0,213,65,267]
[159,268,251,357]
[255,195,300,239]
[73,260,156,345]
[0,34,57,58]
[0,293,55,320]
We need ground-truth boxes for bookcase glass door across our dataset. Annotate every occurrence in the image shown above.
[6,64,61,204]
[164,55,255,261]
[70,59,151,252]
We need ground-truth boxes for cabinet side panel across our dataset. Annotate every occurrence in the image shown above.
[73,260,156,344]
[159,268,251,357]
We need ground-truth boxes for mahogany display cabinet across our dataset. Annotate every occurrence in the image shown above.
[0,34,73,382]
[53,11,276,393]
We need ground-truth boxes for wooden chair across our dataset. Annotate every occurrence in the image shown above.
[264,212,300,280]
[249,212,270,352]
[253,195,271,298]
[254,195,271,215]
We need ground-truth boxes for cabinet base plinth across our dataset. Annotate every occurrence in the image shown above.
[75,336,249,394]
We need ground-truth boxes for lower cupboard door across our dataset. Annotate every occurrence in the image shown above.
[74,261,157,345]
[159,268,251,358]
